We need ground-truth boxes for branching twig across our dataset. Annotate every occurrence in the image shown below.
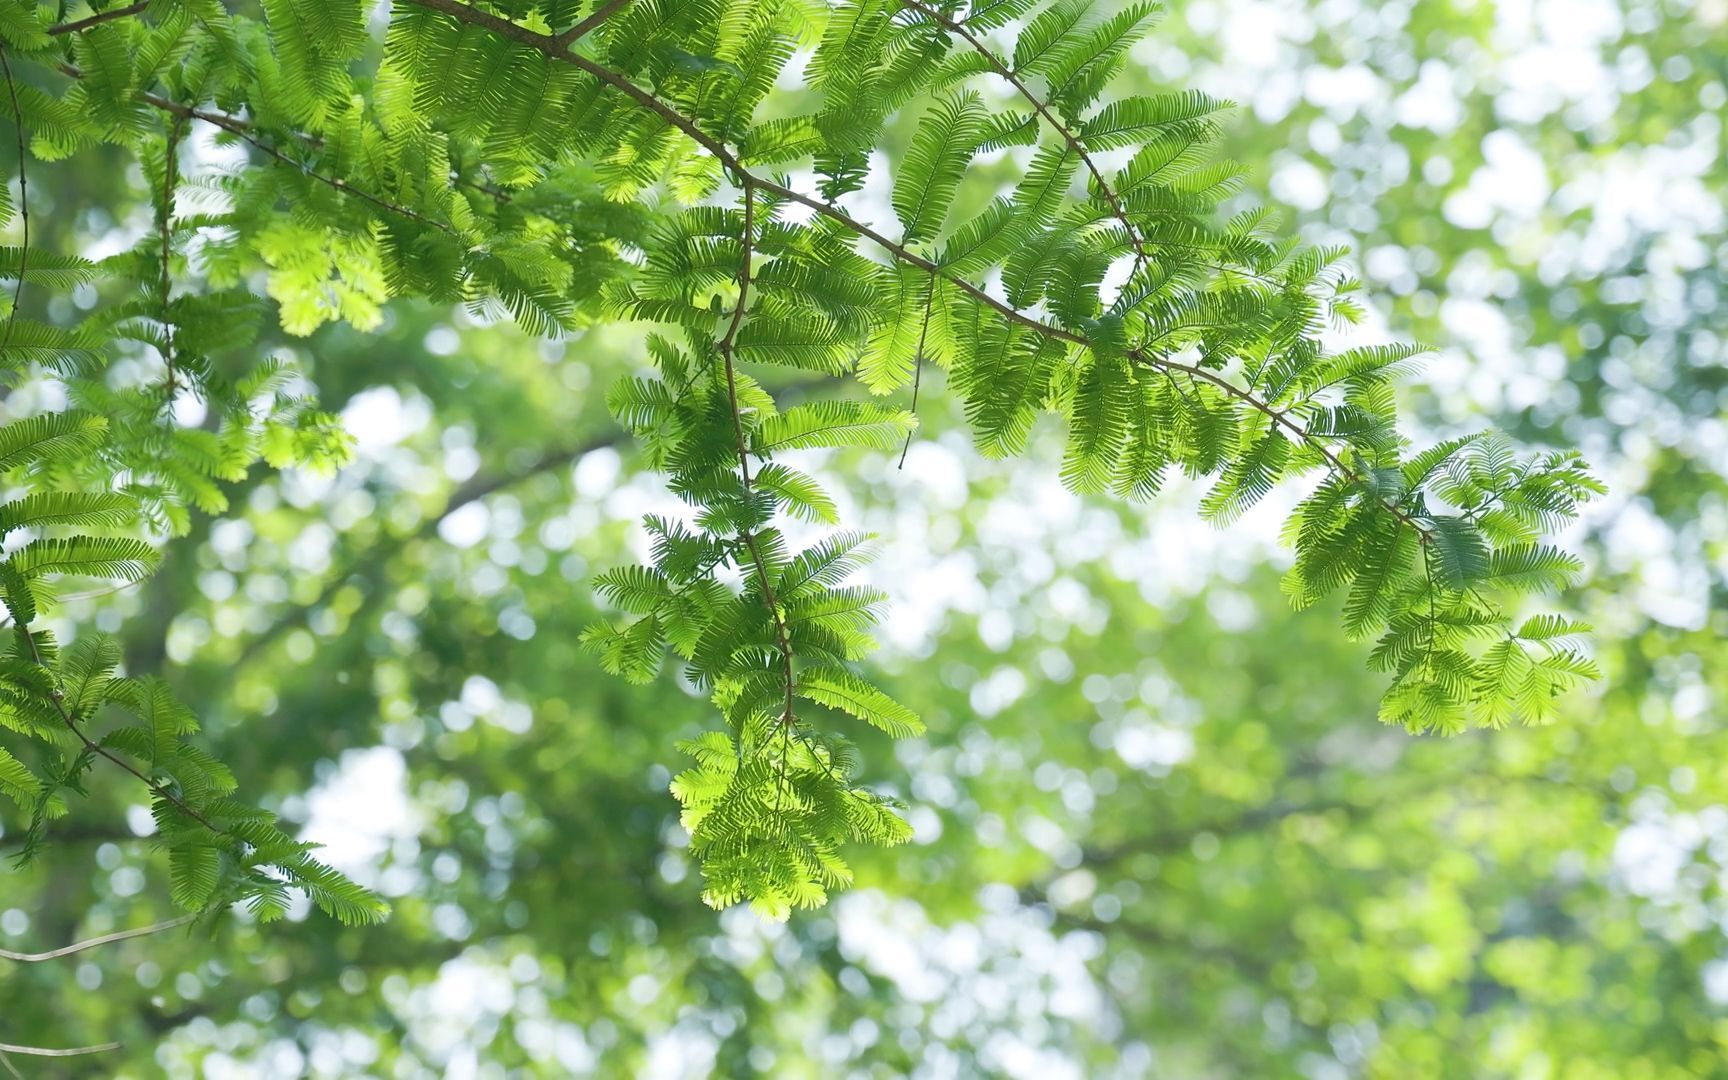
[401,1,1438,545]
[899,0,1151,271]
[56,64,461,236]
[898,0,1286,296]
[230,370,818,677]
[232,428,630,671]
[41,0,1413,549]
[554,0,633,47]
[1159,354,1433,540]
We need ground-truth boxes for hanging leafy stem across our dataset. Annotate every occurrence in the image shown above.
[0,415,386,927]
[0,0,1601,919]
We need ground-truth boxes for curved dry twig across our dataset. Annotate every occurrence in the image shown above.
[0,1040,121,1058]
[0,915,194,964]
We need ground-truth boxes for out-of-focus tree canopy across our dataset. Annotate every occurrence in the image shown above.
[2,0,1724,1077]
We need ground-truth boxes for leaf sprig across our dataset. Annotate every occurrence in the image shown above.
[0,0,1602,917]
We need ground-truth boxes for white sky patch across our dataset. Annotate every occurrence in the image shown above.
[1598,498,1712,630]
[1301,63,1385,121]
[1113,713,1197,773]
[1395,60,1464,133]
[833,891,1107,1080]
[574,445,622,498]
[438,501,490,549]
[1271,156,1330,211]
[341,385,433,453]
[1443,130,1551,230]
[300,746,420,879]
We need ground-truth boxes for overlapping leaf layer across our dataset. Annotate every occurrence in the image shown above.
[0,0,1600,916]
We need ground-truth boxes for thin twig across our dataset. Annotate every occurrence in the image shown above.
[715,180,798,741]
[158,110,184,391]
[57,64,460,236]
[899,0,1151,271]
[166,104,458,236]
[713,180,798,806]
[406,0,553,47]
[41,577,149,604]
[0,915,194,963]
[897,274,935,469]
[0,1041,121,1058]
[1157,353,1432,540]
[554,0,632,47]
[47,2,150,36]
[232,427,629,670]
[231,372,817,675]
[20,627,222,835]
[105,63,510,205]
[1,46,29,354]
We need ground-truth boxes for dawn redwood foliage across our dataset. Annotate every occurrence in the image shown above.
[0,0,1601,919]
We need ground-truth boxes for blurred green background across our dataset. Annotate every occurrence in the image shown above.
[3,0,1726,1076]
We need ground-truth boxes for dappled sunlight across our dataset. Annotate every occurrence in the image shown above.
[2,0,1723,1076]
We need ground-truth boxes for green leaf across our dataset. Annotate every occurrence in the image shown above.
[1427,516,1489,589]
[1514,614,1592,644]
[892,92,988,244]
[0,247,100,288]
[0,412,108,474]
[7,536,158,583]
[593,565,675,614]
[0,492,138,536]
[1201,429,1290,524]
[0,745,41,806]
[1079,90,1227,151]
[1483,544,1583,594]
[1059,350,1131,494]
[795,665,925,738]
[753,402,916,454]
[169,840,221,911]
[858,268,932,395]
[754,464,839,524]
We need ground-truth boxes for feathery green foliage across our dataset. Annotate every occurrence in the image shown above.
[1,0,1600,919]
[0,414,385,926]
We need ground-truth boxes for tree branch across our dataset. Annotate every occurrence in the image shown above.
[554,0,632,47]
[47,54,508,204]
[233,429,629,670]
[0,819,139,857]
[889,0,1413,527]
[227,365,821,677]
[47,2,150,36]
[401,1,1437,544]
[900,0,1293,297]
[405,0,552,48]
